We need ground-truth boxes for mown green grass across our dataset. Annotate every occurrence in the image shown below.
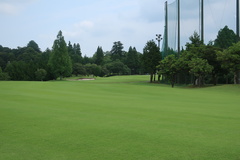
[0,75,240,160]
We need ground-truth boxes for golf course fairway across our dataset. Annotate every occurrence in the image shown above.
[0,75,239,160]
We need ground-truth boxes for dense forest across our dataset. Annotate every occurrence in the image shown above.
[0,31,145,81]
[0,26,240,86]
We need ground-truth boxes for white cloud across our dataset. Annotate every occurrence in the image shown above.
[74,21,94,30]
[0,0,36,15]
[0,2,20,15]
[63,20,94,39]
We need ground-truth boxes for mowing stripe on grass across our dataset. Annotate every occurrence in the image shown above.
[0,76,240,160]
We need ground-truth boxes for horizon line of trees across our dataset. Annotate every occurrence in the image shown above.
[0,31,145,81]
[0,25,240,87]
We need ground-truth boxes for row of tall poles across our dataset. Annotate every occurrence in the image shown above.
[160,0,240,56]
[237,0,240,37]
[156,34,162,50]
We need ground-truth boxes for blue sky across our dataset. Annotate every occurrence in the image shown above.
[0,0,237,56]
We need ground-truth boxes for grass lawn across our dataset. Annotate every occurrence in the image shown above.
[0,75,240,160]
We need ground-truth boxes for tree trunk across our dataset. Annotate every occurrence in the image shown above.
[162,75,165,83]
[238,71,240,84]
[171,75,175,88]
[226,77,229,84]
[234,71,238,84]
[176,73,180,84]
[212,74,217,85]
[171,80,175,88]
[192,75,196,85]
[234,70,240,84]
[198,75,202,87]
[158,74,161,82]
[150,73,153,83]
[185,74,189,85]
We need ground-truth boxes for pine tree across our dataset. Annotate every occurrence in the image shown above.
[48,31,72,80]
[214,26,238,49]
[75,43,82,57]
[94,46,104,65]
[142,40,161,82]
[71,43,82,63]
[68,41,74,56]
[126,46,140,74]
[110,41,124,61]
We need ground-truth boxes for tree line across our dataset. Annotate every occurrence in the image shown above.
[0,31,145,81]
[158,26,240,87]
[0,26,239,87]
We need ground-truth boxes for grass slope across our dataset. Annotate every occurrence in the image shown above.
[0,75,240,160]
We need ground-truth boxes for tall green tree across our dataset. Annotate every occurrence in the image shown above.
[181,32,223,85]
[214,26,238,49]
[106,60,130,75]
[68,42,82,64]
[126,46,140,74]
[74,43,82,63]
[94,46,104,65]
[35,69,47,81]
[199,45,222,85]
[85,63,102,77]
[17,47,41,63]
[186,39,222,85]
[68,41,74,56]
[111,41,124,61]
[27,40,41,52]
[48,31,72,80]
[5,61,28,80]
[188,58,213,87]
[142,40,161,82]
[158,54,178,87]
[0,51,15,70]
[73,63,86,76]
[0,67,10,80]
[186,31,203,51]
[39,48,51,69]
[74,43,82,56]
[82,55,93,65]
[217,41,240,84]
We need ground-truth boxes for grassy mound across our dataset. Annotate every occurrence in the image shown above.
[0,75,239,160]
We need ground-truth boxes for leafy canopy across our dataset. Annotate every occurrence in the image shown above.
[48,31,72,80]
[214,26,238,49]
[142,40,161,82]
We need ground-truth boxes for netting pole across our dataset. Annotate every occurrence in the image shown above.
[237,0,240,38]
[237,0,240,84]
[201,0,204,43]
[177,0,180,57]
[165,1,168,57]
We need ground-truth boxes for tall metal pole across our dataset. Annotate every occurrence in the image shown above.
[156,34,162,50]
[177,0,180,57]
[237,0,240,84]
[165,1,168,57]
[201,0,204,43]
[237,0,240,38]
